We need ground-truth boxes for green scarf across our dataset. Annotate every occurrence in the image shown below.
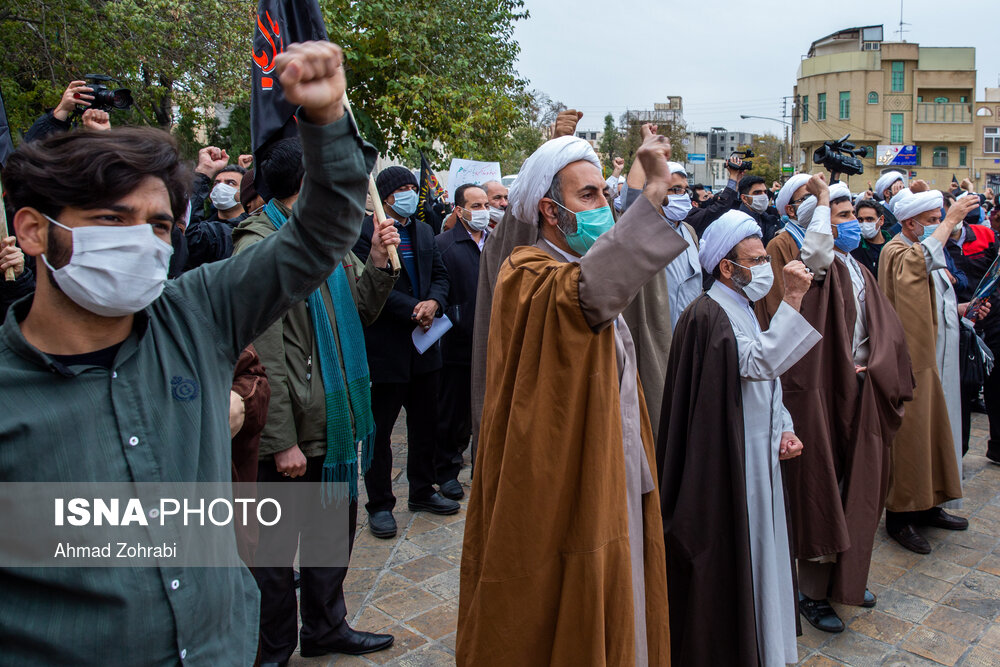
[265,201,375,502]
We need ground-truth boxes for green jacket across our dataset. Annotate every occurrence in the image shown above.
[233,201,397,459]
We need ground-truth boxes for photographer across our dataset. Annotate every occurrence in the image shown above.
[684,155,745,235]
[23,81,112,143]
[738,174,781,244]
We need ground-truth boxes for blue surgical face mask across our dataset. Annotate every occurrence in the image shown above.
[919,223,939,242]
[390,189,418,218]
[552,200,615,256]
[834,218,862,253]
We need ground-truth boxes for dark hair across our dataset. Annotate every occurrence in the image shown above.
[454,183,486,208]
[855,198,882,218]
[830,193,852,207]
[260,137,304,200]
[3,127,190,222]
[692,184,707,193]
[738,175,765,196]
[214,164,247,179]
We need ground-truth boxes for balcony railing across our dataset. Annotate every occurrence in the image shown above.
[916,103,971,124]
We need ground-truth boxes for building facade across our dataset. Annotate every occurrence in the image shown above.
[792,25,986,192]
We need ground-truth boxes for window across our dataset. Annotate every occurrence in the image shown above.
[934,97,949,104]
[915,146,922,165]
[960,146,967,166]
[977,107,993,117]
[839,91,850,119]
[891,61,905,92]
[868,92,879,104]
[932,146,948,167]
[890,113,904,143]
[818,93,827,121]
[960,96,968,103]
[985,127,1000,154]
[802,96,809,122]
[917,96,923,103]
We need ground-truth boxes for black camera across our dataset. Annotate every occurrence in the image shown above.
[82,74,133,113]
[727,148,754,172]
[812,134,868,176]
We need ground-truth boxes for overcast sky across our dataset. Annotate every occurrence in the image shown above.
[512,0,1000,138]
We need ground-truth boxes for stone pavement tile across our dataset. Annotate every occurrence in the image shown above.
[873,543,925,571]
[405,601,458,640]
[880,650,951,667]
[798,618,836,649]
[941,585,1000,620]
[799,651,840,666]
[934,543,988,568]
[353,605,394,633]
[981,624,1000,652]
[355,529,400,549]
[373,572,415,601]
[913,558,971,584]
[847,610,913,644]
[439,633,457,653]
[920,605,989,642]
[939,529,1000,553]
[422,569,460,601]
[427,512,466,527]
[388,541,428,567]
[351,546,394,569]
[344,567,380,593]
[958,646,1000,667]
[797,645,811,663]
[391,555,453,583]
[406,516,443,537]
[362,625,429,665]
[961,569,1000,598]
[832,601,868,624]
[868,559,908,587]
[388,643,456,667]
[894,571,955,603]
[327,655,375,666]
[345,592,366,616]
[899,627,968,666]
[819,629,892,666]
[985,553,1000,578]
[877,589,934,623]
[287,655,335,666]
[406,526,463,554]
[374,588,443,622]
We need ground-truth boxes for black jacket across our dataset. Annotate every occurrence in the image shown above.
[685,184,740,236]
[850,230,893,279]
[0,263,36,321]
[353,214,450,383]
[739,203,782,246]
[435,223,483,366]
[184,213,249,271]
[24,111,72,143]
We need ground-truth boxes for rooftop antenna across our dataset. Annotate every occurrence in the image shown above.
[896,0,910,41]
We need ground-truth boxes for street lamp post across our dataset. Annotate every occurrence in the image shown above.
[740,114,793,181]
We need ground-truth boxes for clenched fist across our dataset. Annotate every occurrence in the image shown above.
[782,259,813,310]
[274,41,347,125]
[552,109,583,139]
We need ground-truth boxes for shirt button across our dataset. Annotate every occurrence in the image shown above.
[111,371,118,379]
[171,579,180,590]
[128,436,139,447]
[180,648,187,659]
[148,508,159,519]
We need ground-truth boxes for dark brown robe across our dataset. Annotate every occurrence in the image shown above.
[230,344,271,567]
[760,257,913,604]
[656,294,759,667]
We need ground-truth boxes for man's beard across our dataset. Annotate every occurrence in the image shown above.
[44,225,72,293]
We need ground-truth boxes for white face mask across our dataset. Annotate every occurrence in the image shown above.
[210,182,239,211]
[464,208,491,232]
[662,194,692,222]
[747,194,769,214]
[731,261,774,302]
[42,215,173,317]
[488,206,505,225]
[860,221,881,239]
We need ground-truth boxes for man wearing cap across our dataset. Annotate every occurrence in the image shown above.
[657,210,819,666]
[353,166,458,539]
[878,187,983,553]
[459,125,685,666]
[755,176,915,632]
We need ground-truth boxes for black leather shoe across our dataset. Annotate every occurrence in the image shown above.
[861,589,877,608]
[368,511,397,539]
[888,523,931,554]
[409,492,460,515]
[439,479,464,500]
[917,507,969,531]
[300,628,395,657]
[799,595,845,633]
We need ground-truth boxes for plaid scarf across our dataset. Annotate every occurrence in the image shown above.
[265,201,375,502]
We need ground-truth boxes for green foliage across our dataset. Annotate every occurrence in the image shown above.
[323,0,529,161]
[492,89,563,174]
[597,113,622,172]
[738,134,785,188]
[618,113,687,172]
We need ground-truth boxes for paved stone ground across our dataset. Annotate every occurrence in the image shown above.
[287,412,1000,667]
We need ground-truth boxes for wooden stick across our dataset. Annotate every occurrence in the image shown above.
[0,177,15,281]
[341,97,401,272]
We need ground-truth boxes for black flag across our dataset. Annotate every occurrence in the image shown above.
[0,84,15,168]
[250,0,327,200]
[417,152,449,234]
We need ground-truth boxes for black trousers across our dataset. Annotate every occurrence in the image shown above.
[364,370,440,514]
[984,358,1000,460]
[435,363,472,483]
[253,456,358,663]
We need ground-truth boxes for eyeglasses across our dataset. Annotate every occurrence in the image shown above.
[789,196,809,206]
[666,186,688,195]
[731,255,771,266]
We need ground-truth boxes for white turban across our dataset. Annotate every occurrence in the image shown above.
[829,182,852,202]
[667,161,687,176]
[699,210,762,272]
[776,173,811,214]
[887,187,913,215]
[893,190,942,222]
[507,136,601,223]
[789,182,852,228]
[875,171,906,199]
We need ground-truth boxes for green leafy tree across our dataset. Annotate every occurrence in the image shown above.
[597,113,622,172]
[618,112,687,171]
[738,134,784,187]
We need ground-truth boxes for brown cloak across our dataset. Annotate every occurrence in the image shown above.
[656,294,759,667]
[458,246,670,667]
[757,252,913,604]
[878,236,962,511]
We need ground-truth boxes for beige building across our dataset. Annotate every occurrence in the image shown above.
[792,25,987,193]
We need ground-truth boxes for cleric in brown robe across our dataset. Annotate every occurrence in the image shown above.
[458,131,686,665]
[753,177,914,633]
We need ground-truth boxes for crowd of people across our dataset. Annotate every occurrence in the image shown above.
[1,40,998,667]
